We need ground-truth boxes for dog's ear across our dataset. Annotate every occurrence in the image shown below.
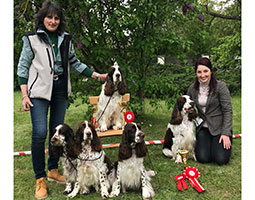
[117,68,127,95]
[64,126,74,142]
[90,123,102,152]
[188,109,197,121]
[170,97,185,125]
[177,96,186,111]
[64,128,80,159]
[51,145,64,158]
[75,124,83,143]
[122,123,135,144]
[118,81,127,95]
[104,67,115,96]
[135,141,147,158]
[104,77,115,96]
[74,124,84,154]
[118,143,132,161]
[118,124,133,161]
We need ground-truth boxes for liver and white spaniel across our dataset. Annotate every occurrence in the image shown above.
[51,124,80,195]
[110,123,156,200]
[96,62,127,132]
[68,121,114,199]
[162,95,197,163]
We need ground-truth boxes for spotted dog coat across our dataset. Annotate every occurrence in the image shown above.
[68,121,114,199]
[110,123,156,200]
[51,124,80,195]
[162,95,197,163]
[96,62,127,132]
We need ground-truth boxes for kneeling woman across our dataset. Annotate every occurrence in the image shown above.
[187,57,232,165]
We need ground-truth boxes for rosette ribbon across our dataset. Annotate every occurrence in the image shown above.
[91,116,98,129]
[91,117,95,126]
[174,174,188,191]
[183,166,205,192]
[124,110,135,123]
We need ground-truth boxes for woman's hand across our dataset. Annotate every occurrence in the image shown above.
[20,85,34,111]
[22,96,34,111]
[92,72,107,81]
[219,135,231,150]
[99,73,108,81]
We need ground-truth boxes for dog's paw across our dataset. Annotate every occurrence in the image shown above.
[142,186,154,200]
[147,170,157,177]
[100,125,108,132]
[80,187,89,195]
[116,122,123,129]
[63,183,73,195]
[175,156,182,164]
[109,190,120,198]
[67,192,76,198]
[101,191,109,199]
[63,190,72,195]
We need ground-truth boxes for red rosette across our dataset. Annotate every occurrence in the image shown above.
[174,174,188,191]
[183,166,205,192]
[124,111,135,123]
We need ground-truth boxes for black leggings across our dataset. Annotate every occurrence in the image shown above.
[195,127,232,165]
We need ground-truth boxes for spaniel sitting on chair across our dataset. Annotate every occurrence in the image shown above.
[68,121,114,199]
[162,95,197,164]
[96,62,127,132]
[51,124,80,195]
[110,123,156,200]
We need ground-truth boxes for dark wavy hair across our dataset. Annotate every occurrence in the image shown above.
[194,57,217,95]
[34,0,66,35]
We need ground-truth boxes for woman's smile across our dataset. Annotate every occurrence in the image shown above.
[196,65,211,83]
[44,14,60,32]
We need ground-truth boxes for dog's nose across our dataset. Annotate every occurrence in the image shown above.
[116,74,120,79]
[51,136,56,143]
[87,132,91,137]
[138,131,145,139]
[190,101,195,107]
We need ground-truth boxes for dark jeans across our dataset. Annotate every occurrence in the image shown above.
[30,79,67,179]
[195,127,232,165]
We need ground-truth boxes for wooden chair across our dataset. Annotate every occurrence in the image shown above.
[89,93,130,137]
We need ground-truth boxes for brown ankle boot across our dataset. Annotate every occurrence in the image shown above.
[35,177,48,199]
[47,169,65,183]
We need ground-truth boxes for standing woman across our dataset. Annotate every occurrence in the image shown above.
[187,57,232,165]
[17,1,107,199]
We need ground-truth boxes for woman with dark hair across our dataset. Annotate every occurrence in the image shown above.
[17,1,107,199]
[187,57,233,166]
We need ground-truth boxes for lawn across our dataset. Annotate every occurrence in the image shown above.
[13,91,241,200]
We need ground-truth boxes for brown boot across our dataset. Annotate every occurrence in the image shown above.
[47,169,65,183]
[35,177,48,199]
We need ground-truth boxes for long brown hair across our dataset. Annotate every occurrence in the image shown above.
[194,57,217,95]
[34,1,66,35]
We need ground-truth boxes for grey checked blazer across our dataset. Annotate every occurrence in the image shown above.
[187,80,232,136]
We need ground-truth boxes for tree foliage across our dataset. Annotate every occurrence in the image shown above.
[14,0,241,117]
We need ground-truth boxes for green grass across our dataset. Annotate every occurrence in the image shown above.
[13,91,241,200]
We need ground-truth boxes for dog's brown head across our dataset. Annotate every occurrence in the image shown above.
[104,62,127,96]
[51,124,79,159]
[118,122,147,161]
[170,95,197,125]
[76,120,102,152]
